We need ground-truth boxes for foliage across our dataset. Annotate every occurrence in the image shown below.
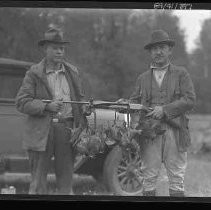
[0,8,191,106]
[189,18,211,113]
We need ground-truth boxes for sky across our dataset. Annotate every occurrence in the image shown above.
[173,10,211,53]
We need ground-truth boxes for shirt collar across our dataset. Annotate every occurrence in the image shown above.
[150,62,170,71]
[46,63,65,74]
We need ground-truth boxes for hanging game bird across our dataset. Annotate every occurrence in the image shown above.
[134,111,166,144]
[76,128,106,157]
[74,109,166,157]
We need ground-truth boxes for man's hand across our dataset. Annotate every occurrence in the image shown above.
[45,100,63,113]
[146,106,164,119]
[82,104,93,116]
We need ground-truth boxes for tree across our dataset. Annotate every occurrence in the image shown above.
[189,18,211,113]
[0,8,189,102]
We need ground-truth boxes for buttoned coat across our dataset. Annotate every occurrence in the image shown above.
[130,64,196,152]
[16,58,86,151]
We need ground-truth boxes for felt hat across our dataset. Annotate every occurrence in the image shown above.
[144,29,175,50]
[38,27,70,46]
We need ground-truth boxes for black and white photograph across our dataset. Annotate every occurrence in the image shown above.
[0,2,211,201]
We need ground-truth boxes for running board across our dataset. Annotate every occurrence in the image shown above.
[0,173,86,185]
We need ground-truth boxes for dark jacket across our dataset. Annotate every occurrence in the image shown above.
[16,58,86,151]
[130,64,196,152]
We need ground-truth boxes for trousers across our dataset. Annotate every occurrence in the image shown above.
[28,120,74,195]
[141,124,187,193]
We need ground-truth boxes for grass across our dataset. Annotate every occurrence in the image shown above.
[155,153,211,197]
[1,174,109,195]
[70,115,211,197]
[185,153,211,197]
[2,112,211,196]
[75,152,211,197]
[73,175,110,195]
[5,152,211,196]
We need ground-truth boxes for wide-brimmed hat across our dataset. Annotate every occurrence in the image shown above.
[38,27,70,47]
[144,30,175,50]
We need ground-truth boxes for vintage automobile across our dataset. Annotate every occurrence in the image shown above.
[0,58,144,196]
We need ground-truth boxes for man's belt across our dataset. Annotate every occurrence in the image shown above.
[52,117,74,123]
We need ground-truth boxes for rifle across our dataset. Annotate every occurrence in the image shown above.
[42,99,181,129]
[42,99,141,109]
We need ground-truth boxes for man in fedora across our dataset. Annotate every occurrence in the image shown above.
[120,30,196,196]
[16,27,87,194]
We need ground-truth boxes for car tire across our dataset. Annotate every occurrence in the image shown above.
[103,145,144,196]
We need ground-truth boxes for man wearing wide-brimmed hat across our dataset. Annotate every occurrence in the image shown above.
[129,30,196,196]
[16,27,87,194]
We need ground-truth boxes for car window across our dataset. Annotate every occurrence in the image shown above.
[0,74,24,99]
[0,59,32,100]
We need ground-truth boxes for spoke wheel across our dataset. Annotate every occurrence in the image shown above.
[103,145,143,196]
